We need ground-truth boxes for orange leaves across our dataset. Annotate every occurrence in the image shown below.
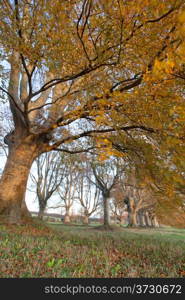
[95,137,127,161]
[4,223,54,237]
[153,57,175,78]
[95,137,112,161]
[95,112,106,125]
[178,10,185,36]
[178,10,185,27]
[170,105,185,123]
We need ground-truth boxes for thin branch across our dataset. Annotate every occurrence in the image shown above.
[27,80,74,114]
[76,0,92,64]
[31,67,93,97]
[31,59,117,99]
[53,146,95,154]
[3,0,13,11]
[146,7,176,23]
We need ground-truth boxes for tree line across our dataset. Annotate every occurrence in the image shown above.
[28,151,160,228]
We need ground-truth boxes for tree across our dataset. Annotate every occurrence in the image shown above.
[110,183,128,225]
[90,158,124,229]
[0,0,125,223]
[110,118,185,227]
[108,164,159,227]
[0,0,184,223]
[30,151,65,219]
[0,101,31,218]
[123,184,159,228]
[76,158,101,224]
[56,155,79,224]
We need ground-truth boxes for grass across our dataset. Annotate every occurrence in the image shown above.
[0,221,184,278]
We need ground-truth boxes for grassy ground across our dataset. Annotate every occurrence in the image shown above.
[0,222,184,278]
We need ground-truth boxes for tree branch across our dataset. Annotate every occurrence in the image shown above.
[49,125,156,151]
[53,146,95,154]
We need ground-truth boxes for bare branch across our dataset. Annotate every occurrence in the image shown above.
[76,0,92,64]
[49,125,156,151]
[27,80,74,114]
[53,146,95,154]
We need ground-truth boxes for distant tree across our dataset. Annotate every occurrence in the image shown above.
[56,156,79,224]
[122,168,159,227]
[110,182,128,225]
[76,162,101,224]
[90,158,125,229]
[30,151,65,219]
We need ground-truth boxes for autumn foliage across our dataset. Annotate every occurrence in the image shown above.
[0,0,184,224]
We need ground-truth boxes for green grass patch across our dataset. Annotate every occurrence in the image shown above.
[0,223,184,278]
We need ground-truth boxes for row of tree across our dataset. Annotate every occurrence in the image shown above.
[29,151,160,228]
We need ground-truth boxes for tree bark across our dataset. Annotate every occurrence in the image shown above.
[0,141,38,224]
[144,211,151,227]
[64,213,70,224]
[38,205,46,220]
[120,215,126,225]
[128,211,138,227]
[38,195,48,220]
[83,215,89,225]
[103,194,111,227]
[153,216,159,227]
[137,210,145,227]
[21,195,32,219]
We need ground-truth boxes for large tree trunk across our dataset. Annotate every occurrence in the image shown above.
[83,215,89,225]
[38,205,46,220]
[125,197,137,227]
[128,210,138,227]
[153,216,159,227]
[120,215,126,225]
[137,210,147,227]
[38,196,47,220]
[137,211,142,226]
[21,195,32,218]
[144,211,151,227]
[0,141,38,224]
[64,211,71,224]
[103,194,111,227]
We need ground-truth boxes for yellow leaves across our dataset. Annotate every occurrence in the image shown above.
[95,136,127,161]
[178,10,185,43]
[169,105,185,124]
[143,72,151,82]
[96,137,112,161]
[176,41,185,61]
[166,186,175,198]
[165,59,175,73]
[178,10,185,24]
[153,58,161,72]
[96,137,111,148]
[95,113,106,125]
[52,124,58,129]
[144,58,174,82]
[174,175,184,185]
[98,152,110,162]
[98,149,126,161]
[110,149,126,158]
[153,56,175,78]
